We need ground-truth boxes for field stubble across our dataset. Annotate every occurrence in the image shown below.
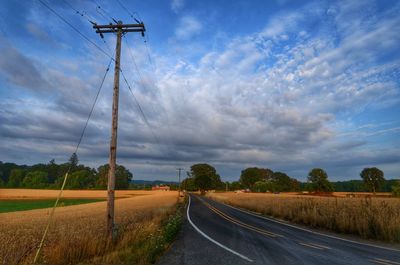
[0,189,180,265]
[207,192,400,243]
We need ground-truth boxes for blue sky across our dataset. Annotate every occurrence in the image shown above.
[0,0,399,182]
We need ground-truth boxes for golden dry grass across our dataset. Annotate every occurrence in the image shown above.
[0,189,179,265]
[0,189,153,200]
[207,192,400,243]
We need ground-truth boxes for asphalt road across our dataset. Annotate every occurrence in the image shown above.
[158,194,400,265]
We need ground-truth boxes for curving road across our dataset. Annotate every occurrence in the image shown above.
[158,194,400,265]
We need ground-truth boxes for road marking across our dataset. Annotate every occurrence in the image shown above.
[299,242,325,250]
[186,195,254,262]
[373,258,400,265]
[305,242,331,249]
[298,242,330,250]
[371,259,395,265]
[198,197,282,238]
[221,202,400,253]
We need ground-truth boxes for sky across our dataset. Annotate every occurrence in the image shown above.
[0,0,399,182]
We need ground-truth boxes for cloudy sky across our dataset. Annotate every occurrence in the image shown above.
[0,0,399,182]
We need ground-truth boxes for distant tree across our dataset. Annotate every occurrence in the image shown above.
[392,181,400,197]
[7,169,26,188]
[307,168,334,192]
[360,167,385,195]
[254,180,269,193]
[67,169,97,189]
[333,180,365,192]
[22,171,48,188]
[270,172,300,192]
[68,153,79,169]
[290,178,301,192]
[96,164,133,190]
[182,177,197,191]
[190,164,220,194]
[230,181,243,191]
[0,162,20,184]
[0,178,4,187]
[47,159,59,183]
[240,167,273,189]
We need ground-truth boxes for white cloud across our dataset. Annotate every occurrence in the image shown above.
[174,16,202,40]
[171,0,184,13]
[1,0,400,180]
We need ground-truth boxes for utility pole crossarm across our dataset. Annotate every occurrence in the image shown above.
[93,23,145,35]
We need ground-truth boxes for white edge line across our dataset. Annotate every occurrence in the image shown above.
[186,195,254,262]
[221,201,400,253]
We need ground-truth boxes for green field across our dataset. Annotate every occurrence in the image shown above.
[0,198,105,213]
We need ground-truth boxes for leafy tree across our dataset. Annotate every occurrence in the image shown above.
[333,180,365,192]
[270,172,299,192]
[7,169,26,187]
[392,181,400,197]
[360,167,385,194]
[22,171,48,188]
[47,159,59,183]
[230,181,243,191]
[69,153,79,169]
[254,180,269,192]
[0,162,20,184]
[190,163,220,194]
[240,167,273,189]
[181,177,197,191]
[307,168,334,192]
[96,164,133,190]
[67,169,97,189]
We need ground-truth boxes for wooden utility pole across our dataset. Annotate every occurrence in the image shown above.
[93,21,145,240]
[177,168,183,198]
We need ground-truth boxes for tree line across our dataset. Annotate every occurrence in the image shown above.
[182,164,400,196]
[0,154,132,189]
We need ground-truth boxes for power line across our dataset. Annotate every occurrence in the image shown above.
[90,0,118,23]
[115,0,142,23]
[33,57,113,264]
[60,0,96,25]
[59,0,116,67]
[37,0,113,60]
[120,68,161,145]
[122,35,145,83]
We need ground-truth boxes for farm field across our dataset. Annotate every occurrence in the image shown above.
[0,189,180,265]
[0,188,150,199]
[207,192,400,243]
[0,198,104,213]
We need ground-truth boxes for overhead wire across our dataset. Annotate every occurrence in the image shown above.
[90,0,118,23]
[60,0,96,25]
[33,57,113,264]
[40,0,171,165]
[37,0,113,60]
[120,69,161,146]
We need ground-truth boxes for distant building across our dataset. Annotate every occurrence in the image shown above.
[152,185,170,191]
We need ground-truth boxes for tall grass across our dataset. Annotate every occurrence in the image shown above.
[1,204,182,265]
[208,193,400,243]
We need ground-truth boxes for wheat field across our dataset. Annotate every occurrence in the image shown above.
[207,192,400,243]
[0,189,179,265]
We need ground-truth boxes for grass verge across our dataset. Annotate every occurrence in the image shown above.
[0,199,105,213]
[75,202,184,265]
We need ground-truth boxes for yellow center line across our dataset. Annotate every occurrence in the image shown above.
[372,259,395,265]
[299,242,325,250]
[197,197,282,238]
[305,242,331,249]
[374,258,400,265]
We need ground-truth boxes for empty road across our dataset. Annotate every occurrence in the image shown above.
[159,194,400,265]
